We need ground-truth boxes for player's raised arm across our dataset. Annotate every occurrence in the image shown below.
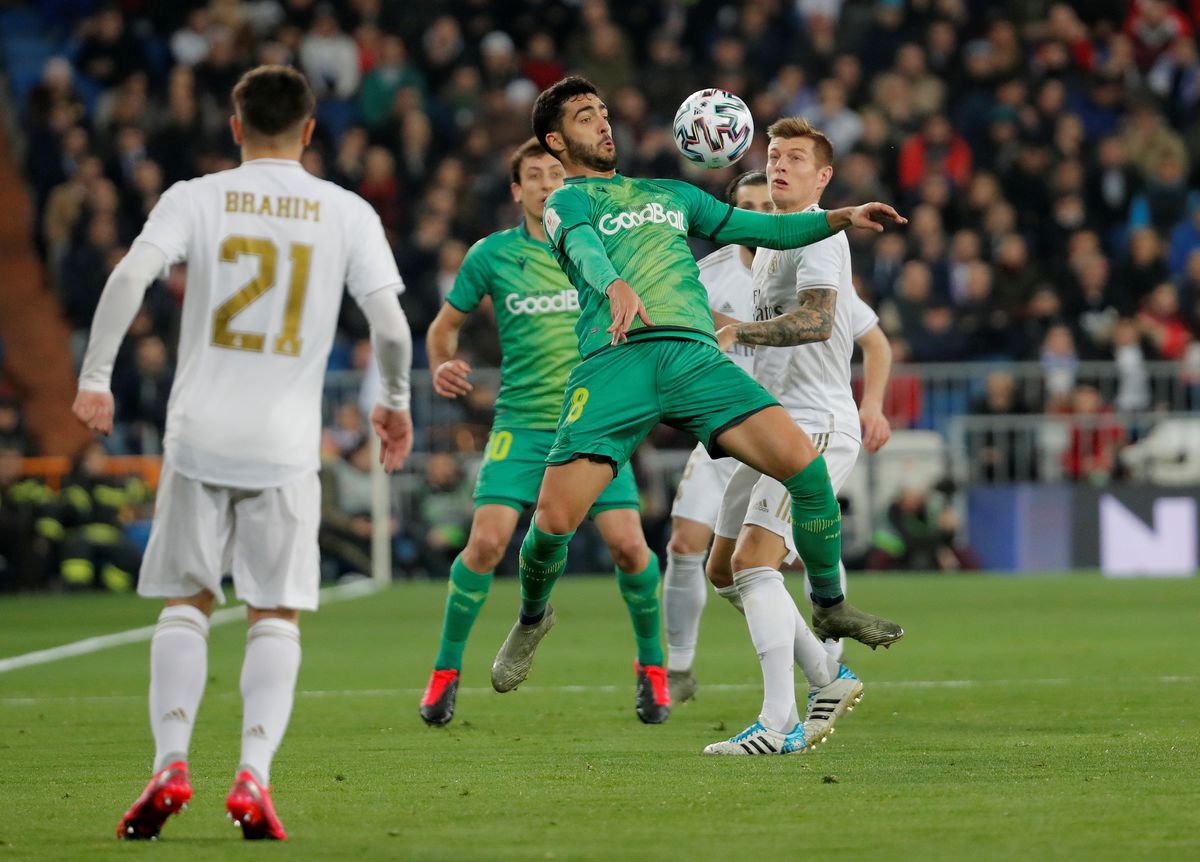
[73,242,169,435]
[427,303,472,398]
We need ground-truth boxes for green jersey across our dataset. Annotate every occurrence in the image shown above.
[446,223,581,429]
[542,174,835,358]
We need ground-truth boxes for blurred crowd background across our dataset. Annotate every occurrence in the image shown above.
[2,0,1200,589]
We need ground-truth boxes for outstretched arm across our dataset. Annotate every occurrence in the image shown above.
[710,203,906,250]
[856,324,893,452]
[718,288,837,349]
[73,242,167,434]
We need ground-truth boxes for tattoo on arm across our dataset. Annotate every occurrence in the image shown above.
[733,288,836,347]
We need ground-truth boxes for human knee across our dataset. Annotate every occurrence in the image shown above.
[608,535,650,574]
[706,552,733,589]
[166,590,216,617]
[668,521,710,557]
[532,506,581,537]
[465,529,509,571]
[247,606,300,627]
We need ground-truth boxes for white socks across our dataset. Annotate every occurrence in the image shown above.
[149,604,210,772]
[663,551,707,672]
[715,583,744,613]
[238,618,302,785]
[734,567,798,732]
[793,603,838,689]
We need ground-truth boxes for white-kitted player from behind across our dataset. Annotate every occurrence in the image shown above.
[72,66,414,841]
[662,170,769,704]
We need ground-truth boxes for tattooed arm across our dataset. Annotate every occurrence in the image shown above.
[721,288,837,348]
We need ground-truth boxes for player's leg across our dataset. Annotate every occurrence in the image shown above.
[119,465,228,839]
[491,458,614,692]
[421,504,520,726]
[594,502,670,724]
[223,473,321,841]
[714,408,903,647]
[494,347,662,693]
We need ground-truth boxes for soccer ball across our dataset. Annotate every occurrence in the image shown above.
[672,89,754,169]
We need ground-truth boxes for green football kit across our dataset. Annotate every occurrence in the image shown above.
[429,222,656,681]
[514,175,849,635]
[445,223,639,515]
[540,174,835,468]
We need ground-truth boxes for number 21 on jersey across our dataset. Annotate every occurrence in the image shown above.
[213,235,312,357]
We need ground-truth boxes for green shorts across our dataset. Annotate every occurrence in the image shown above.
[547,337,778,471]
[475,426,640,516]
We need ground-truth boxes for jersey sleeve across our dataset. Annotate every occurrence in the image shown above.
[445,240,490,313]
[133,181,194,265]
[792,235,844,294]
[542,186,592,251]
[849,289,880,339]
[345,196,405,302]
[658,180,734,240]
[544,186,621,294]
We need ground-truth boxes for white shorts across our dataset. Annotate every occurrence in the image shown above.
[139,463,322,611]
[714,430,861,563]
[670,443,740,529]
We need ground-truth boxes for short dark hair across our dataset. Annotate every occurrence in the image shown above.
[509,137,550,185]
[232,65,315,138]
[726,170,767,204]
[532,75,599,153]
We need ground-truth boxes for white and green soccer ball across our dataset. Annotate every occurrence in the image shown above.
[672,89,754,169]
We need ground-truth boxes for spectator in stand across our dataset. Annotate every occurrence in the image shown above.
[356,35,425,129]
[319,438,396,576]
[1168,194,1200,275]
[1138,282,1194,360]
[1041,324,1080,409]
[300,4,361,101]
[1062,384,1126,483]
[1112,317,1153,412]
[898,113,973,195]
[75,6,147,87]
[969,371,1040,482]
[1115,228,1172,314]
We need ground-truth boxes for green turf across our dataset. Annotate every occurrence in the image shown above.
[1,574,1198,861]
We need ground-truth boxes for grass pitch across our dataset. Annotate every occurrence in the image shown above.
[1,574,1197,861]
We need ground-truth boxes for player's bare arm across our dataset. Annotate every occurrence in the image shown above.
[711,308,741,330]
[826,203,907,233]
[856,324,893,453]
[720,287,836,349]
[427,303,473,398]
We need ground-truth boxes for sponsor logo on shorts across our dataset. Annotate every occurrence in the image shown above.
[598,203,686,236]
[505,288,580,315]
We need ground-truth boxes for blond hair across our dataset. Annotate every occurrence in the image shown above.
[766,117,834,167]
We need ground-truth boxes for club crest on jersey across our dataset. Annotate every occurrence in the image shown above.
[598,203,685,236]
[505,288,579,315]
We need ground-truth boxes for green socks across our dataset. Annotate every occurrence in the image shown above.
[617,551,664,667]
[519,519,574,623]
[783,457,843,601]
[434,555,494,671]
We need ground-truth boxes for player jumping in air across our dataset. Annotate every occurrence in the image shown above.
[74,66,414,840]
[662,170,769,704]
[702,118,896,756]
[418,138,669,728]
[491,77,906,711]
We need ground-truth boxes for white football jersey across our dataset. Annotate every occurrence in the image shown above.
[749,205,878,442]
[134,158,404,488]
[696,244,755,373]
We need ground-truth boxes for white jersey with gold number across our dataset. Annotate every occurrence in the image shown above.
[134,157,403,488]
[749,205,877,443]
[696,244,755,373]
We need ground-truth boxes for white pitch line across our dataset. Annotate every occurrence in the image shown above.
[0,578,382,675]
[2,675,1194,706]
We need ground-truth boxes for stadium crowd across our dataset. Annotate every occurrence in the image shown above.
[3,0,1200,586]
